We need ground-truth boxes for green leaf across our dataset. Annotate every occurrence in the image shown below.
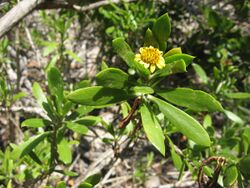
[47,67,64,104]
[225,92,250,99]
[129,86,154,96]
[67,86,129,106]
[42,41,58,56]
[203,166,213,177]
[64,50,82,63]
[7,180,12,188]
[156,88,223,112]
[243,127,250,144]
[101,61,108,70]
[21,118,51,128]
[112,38,150,77]
[13,91,26,102]
[203,114,212,128]
[84,173,102,186]
[45,55,59,73]
[29,151,43,165]
[96,68,129,89]
[166,136,182,171]
[112,38,134,68]
[56,181,66,188]
[238,156,250,180]
[66,122,88,135]
[133,61,151,78]
[224,110,244,124]
[223,165,238,187]
[164,48,182,57]
[164,54,195,66]
[140,103,165,155]
[149,95,211,146]
[12,132,51,159]
[74,80,91,90]
[75,116,102,126]
[58,138,72,164]
[66,105,94,121]
[78,183,93,188]
[32,82,47,109]
[192,63,208,84]
[62,101,73,116]
[152,13,171,51]
[152,59,186,79]
[144,28,159,48]
[55,170,78,177]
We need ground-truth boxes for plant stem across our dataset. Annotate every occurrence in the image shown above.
[119,97,141,129]
[49,124,59,171]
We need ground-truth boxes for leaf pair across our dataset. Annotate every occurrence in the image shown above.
[140,90,216,156]
[112,13,171,77]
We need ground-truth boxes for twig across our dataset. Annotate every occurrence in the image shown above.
[24,27,42,67]
[15,25,21,92]
[119,97,141,129]
[63,153,81,183]
[97,159,121,187]
[105,176,132,188]
[72,0,136,12]
[198,156,226,188]
[73,137,130,188]
[0,0,45,38]
[0,0,137,38]
[0,106,47,119]
[100,175,132,185]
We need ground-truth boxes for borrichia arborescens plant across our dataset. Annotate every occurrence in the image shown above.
[67,13,224,154]
[66,13,229,186]
[8,12,249,188]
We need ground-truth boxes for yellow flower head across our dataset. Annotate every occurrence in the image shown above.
[135,46,165,73]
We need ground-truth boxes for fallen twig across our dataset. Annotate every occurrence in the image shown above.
[0,0,137,38]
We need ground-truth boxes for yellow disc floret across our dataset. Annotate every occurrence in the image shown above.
[135,46,165,73]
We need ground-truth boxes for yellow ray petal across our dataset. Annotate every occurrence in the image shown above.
[150,64,156,73]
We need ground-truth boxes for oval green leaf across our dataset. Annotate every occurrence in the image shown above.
[152,13,171,51]
[32,82,47,109]
[66,122,88,135]
[129,86,154,96]
[56,181,66,188]
[84,173,102,186]
[144,28,159,48]
[223,165,238,187]
[75,116,102,126]
[140,103,165,155]
[21,118,51,128]
[156,88,223,112]
[164,47,182,57]
[67,86,129,106]
[11,132,51,159]
[166,136,182,171]
[152,59,186,79]
[112,37,134,68]
[164,53,195,66]
[239,156,250,180]
[225,92,250,99]
[149,95,211,147]
[192,63,208,84]
[47,67,64,101]
[58,138,72,164]
[112,38,150,77]
[224,110,244,124]
[96,68,129,89]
